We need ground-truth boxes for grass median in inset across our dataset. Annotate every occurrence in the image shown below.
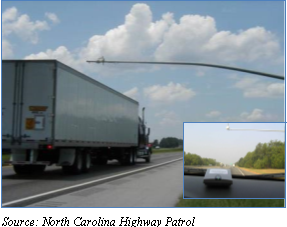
[176,196,284,207]
[152,148,182,154]
[239,167,285,175]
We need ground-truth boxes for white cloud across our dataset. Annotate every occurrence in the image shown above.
[155,111,181,126]
[203,27,281,63]
[45,12,60,24]
[234,77,284,98]
[2,7,49,44]
[206,110,221,118]
[2,7,60,58]
[154,15,217,61]
[78,4,175,64]
[240,109,266,121]
[144,82,195,103]
[25,3,282,74]
[2,39,13,58]
[154,20,281,64]
[222,109,278,122]
[123,87,139,100]
[25,46,78,66]
[2,7,18,22]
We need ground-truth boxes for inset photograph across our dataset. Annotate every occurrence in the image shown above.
[184,123,285,199]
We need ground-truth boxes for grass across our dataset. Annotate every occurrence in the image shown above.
[240,167,285,175]
[152,148,183,154]
[176,196,284,207]
[2,154,10,166]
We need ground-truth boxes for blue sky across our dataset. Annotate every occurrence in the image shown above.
[184,123,285,164]
[1,1,285,141]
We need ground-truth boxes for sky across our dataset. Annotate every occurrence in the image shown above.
[184,123,285,164]
[1,1,285,141]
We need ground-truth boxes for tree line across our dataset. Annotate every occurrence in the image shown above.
[236,140,285,169]
[152,137,183,148]
[184,152,220,166]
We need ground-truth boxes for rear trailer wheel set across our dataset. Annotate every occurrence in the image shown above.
[62,151,92,174]
[10,146,152,175]
[120,150,136,166]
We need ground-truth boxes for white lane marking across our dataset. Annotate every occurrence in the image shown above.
[2,158,182,207]
[236,167,245,176]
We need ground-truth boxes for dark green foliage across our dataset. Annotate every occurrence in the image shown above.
[152,139,159,147]
[184,152,219,166]
[159,137,182,148]
[236,140,285,169]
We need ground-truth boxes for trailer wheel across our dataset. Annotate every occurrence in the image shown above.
[130,150,135,165]
[33,165,46,172]
[120,150,134,165]
[62,151,83,174]
[13,165,31,174]
[72,151,83,174]
[95,155,108,165]
[132,151,137,164]
[62,166,72,174]
[82,152,91,173]
[129,151,133,165]
[13,165,46,174]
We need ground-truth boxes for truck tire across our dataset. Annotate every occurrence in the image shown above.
[33,165,46,173]
[95,155,108,165]
[120,151,134,165]
[13,165,46,174]
[82,152,91,173]
[130,150,135,165]
[132,151,137,164]
[62,151,83,174]
[14,165,32,174]
[62,166,72,174]
[71,151,83,174]
[99,158,108,165]
[145,151,151,163]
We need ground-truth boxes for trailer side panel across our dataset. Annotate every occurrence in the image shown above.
[54,64,138,147]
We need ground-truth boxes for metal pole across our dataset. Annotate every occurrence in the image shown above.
[227,128,284,132]
[226,124,284,132]
[87,59,284,80]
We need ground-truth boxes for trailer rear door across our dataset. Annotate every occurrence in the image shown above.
[2,62,16,143]
[2,61,55,147]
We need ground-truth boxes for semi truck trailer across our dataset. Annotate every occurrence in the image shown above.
[2,60,151,174]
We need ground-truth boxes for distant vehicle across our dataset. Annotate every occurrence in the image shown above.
[2,60,152,175]
[155,146,160,149]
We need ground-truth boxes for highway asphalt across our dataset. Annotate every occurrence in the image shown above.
[2,152,183,207]
[230,166,255,176]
